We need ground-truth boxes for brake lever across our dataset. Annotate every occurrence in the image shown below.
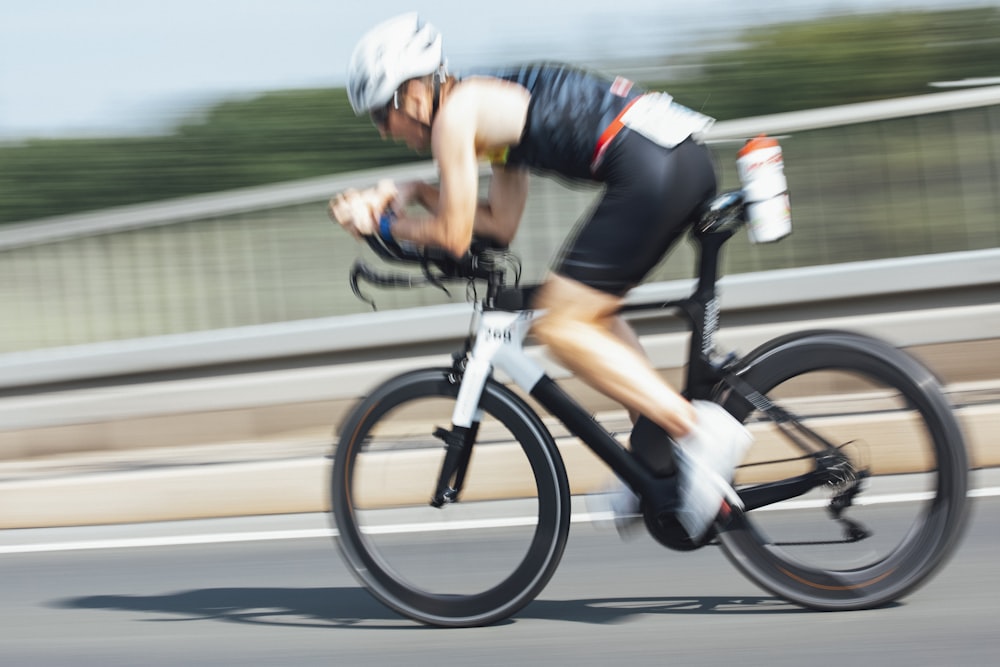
[350,228,516,310]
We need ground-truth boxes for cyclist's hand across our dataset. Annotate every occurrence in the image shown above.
[372,179,400,215]
[329,189,369,238]
[329,181,400,239]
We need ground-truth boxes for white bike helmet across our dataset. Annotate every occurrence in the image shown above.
[347,13,445,115]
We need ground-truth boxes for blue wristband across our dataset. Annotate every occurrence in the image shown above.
[378,212,394,242]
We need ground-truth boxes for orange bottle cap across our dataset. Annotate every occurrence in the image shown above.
[738,134,780,157]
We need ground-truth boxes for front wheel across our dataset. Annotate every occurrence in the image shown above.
[331,368,571,627]
[716,331,969,610]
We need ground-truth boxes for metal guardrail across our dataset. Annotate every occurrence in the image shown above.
[1,86,999,357]
[0,162,442,252]
[708,84,1000,137]
[2,247,999,393]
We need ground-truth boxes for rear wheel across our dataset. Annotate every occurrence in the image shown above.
[717,331,969,610]
[331,368,571,627]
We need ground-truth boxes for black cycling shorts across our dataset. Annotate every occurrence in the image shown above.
[554,131,717,296]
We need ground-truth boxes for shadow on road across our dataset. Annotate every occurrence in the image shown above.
[53,587,814,628]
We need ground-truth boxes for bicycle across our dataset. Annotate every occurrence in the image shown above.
[330,189,970,627]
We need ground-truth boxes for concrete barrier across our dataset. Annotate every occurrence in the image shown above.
[1,392,995,529]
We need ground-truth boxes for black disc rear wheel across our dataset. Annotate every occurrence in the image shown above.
[717,332,969,610]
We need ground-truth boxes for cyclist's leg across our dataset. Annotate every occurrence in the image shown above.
[532,134,750,538]
[532,133,716,439]
[609,315,646,424]
[533,274,695,436]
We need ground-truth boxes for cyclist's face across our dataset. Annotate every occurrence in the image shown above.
[374,86,432,153]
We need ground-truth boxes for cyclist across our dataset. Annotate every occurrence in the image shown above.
[329,12,751,541]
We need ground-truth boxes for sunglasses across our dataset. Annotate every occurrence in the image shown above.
[371,90,400,130]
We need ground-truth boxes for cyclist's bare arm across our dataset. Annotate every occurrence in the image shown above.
[398,166,528,247]
[390,78,530,256]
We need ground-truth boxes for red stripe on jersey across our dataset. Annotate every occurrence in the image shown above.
[591,95,641,172]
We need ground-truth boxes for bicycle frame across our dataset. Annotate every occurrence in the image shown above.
[442,302,677,510]
[432,189,855,517]
[435,194,746,513]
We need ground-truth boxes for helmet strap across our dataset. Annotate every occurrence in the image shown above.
[411,68,445,135]
[431,69,443,123]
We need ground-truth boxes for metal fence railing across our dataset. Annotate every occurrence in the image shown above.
[2,86,999,354]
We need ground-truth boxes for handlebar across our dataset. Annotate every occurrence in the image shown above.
[349,233,521,310]
[348,188,750,309]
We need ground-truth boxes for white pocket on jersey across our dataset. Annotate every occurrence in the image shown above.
[621,93,715,148]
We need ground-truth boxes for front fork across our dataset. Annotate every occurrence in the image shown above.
[429,308,538,508]
[430,421,480,507]
[430,351,481,508]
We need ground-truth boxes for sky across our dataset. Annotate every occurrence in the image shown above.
[1,0,995,139]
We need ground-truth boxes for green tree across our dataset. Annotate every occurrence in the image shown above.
[2,7,999,223]
[0,90,419,223]
[663,8,1000,118]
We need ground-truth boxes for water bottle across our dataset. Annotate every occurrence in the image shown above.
[736,135,792,243]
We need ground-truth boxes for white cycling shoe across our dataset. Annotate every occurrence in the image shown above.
[673,400,753,542]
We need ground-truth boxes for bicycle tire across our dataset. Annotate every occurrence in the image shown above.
[715,330,969,610]
[331,368,571,627]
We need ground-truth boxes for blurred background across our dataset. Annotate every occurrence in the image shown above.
[2,1,1000,352]
[2,7,998,653]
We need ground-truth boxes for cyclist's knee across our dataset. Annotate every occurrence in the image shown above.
[531,274,621,346]
[535,274,621,311]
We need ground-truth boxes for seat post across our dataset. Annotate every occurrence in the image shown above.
[692,228,729,303]
[682,224,737,400]
[691,189,744,302]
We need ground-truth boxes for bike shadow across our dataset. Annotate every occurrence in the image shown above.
[53,587,818,628]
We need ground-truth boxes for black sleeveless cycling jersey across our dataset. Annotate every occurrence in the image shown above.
[467,63,645,180]
[460,62,717,296]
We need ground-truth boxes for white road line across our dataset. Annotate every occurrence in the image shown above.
[0,529,334,555]
[2,487,997,555]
